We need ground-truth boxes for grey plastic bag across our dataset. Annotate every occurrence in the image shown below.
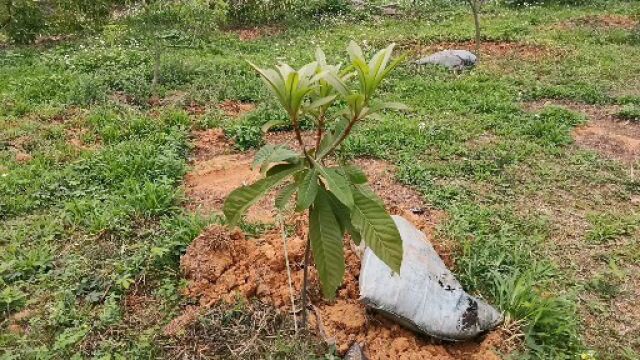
[359,215,503,341]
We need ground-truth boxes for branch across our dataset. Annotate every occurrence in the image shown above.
[314,112,325,154]
[319,114,358,161]
[291,113,310,159]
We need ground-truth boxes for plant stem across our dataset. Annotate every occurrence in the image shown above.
[300,233,312,328]
[319,115,358,160]
[314,112,325,153]
[291,113,310,158]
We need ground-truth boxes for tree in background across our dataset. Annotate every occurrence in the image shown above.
[465,0,483,55]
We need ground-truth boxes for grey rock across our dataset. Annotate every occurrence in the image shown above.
[381,4,400,16]
[359,215,503,341]
[344,343,368,360]
[415,50,477,70]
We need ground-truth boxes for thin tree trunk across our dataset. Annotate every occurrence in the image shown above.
[152,44,161,92]
[471,1,481,56]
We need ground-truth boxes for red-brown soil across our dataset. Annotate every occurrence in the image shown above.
[173,223,502,359]
[233,27,282,41]
[216,100,256,118]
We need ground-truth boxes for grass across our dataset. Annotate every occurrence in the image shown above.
[1,0,639,359]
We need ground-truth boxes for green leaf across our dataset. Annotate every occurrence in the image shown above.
[306,95,337,110]
[321,72,350,96]
[261,119,286,133]
[313,162,354,209]
[296,169,318,212]
[309,187,346,299]
[327,192,362,245]
[350,187,403,273]
[275,182,297,211]
[223,164,300,226]
[252,144,278,170]
[253,145,299,174]
[340,165,367,184]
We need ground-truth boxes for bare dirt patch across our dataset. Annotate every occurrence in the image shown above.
[559,14,639,31]
[216,100,256,118]
[523,100,640,163]
[406,40,567,62]
[233,26,282,41]
[185,128,277,223]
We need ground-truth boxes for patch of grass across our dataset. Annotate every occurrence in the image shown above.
[586,212,639,244]
[616,105,640,121]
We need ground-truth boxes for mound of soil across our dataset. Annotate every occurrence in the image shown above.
[175,224,501,359]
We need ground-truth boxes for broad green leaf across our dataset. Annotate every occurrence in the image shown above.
[306,95,337,110]
[261,119,286,133]
[340,165,367,184]
[248,61,286,108]
[347,41,365,63]
[259,146,300,174]
[354,183,385,207]
[223,164,300,226]
[252,145,299,173]
[310,187,346,299]
[327,192,362,245]
[252,144,278,170]
[313,162,354,209]
[321,72,350,96]
[315,47,327,66]
[350,187,403,273]
[296,169,318,212]
[275,182,297,211]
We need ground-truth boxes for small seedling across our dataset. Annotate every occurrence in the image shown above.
[224,41,407,326]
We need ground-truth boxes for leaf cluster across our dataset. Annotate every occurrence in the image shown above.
[224,42,408,299]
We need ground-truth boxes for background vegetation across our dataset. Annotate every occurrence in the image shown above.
[1,0,639,359]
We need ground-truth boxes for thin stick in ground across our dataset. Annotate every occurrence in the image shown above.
[278,214,298,333]
[300,234,312,328]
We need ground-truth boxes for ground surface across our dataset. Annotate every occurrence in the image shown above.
[1,1,639,359]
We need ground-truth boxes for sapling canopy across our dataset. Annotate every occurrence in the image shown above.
[223,41,407,325]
